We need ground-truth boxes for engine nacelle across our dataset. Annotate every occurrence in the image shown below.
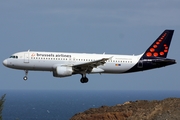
[53,66,73,77]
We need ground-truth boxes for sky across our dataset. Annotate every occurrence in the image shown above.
[0,0,180,91]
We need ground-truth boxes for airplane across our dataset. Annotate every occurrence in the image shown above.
[3,30,176,83]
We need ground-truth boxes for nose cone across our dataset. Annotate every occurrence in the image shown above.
[3,59,7,66]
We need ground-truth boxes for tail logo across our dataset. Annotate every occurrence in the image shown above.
[145,33,169,57]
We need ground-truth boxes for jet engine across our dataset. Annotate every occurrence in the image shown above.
[53,66,73,77]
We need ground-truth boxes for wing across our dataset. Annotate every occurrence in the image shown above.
[72,57,111,74]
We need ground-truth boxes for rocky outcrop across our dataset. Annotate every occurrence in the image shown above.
[0,94,6,120]
[70,98,180,120]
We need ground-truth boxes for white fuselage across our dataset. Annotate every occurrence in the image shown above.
[3,51,142,74]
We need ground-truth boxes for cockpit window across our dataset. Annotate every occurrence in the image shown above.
[10,56,18,59]
[10,56,15,58]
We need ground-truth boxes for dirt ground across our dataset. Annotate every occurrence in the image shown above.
[70,98,180,120]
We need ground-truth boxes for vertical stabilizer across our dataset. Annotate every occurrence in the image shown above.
[142,30,174,59]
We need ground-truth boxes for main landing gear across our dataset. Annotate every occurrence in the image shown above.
[23,70,28,81]
[80,74,88,83]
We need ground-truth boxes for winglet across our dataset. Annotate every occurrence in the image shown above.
[142,30,174,59]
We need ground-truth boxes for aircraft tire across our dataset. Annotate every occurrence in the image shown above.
[84,77,88,83]
[80,77,88,83]
[23,76,28,81]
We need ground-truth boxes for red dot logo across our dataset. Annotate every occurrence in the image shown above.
[150,48,155,52]
[160,52,164,56]
[164,50,168,53]
[153,45,158,48]
[31,53,35,56]
[146,52,152,57]
[153,52,158,57]
[156,42,160,45]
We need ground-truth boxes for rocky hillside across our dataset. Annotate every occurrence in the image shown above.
[70,98,180,120]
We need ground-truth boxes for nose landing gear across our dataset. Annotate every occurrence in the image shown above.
[23,70,28,80]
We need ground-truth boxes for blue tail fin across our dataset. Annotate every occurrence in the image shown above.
[142,30,174,59]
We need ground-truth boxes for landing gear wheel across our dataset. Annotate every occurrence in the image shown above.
[84,77,88,83]
[80,77,89,83]
[23,76,28,81]
[80,78,84,83]
[23,70,28,81]
[80,74,89,83]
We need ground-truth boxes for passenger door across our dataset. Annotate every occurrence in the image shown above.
[24,53,29,63]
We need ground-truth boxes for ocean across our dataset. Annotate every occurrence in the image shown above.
[0,90,180,120]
